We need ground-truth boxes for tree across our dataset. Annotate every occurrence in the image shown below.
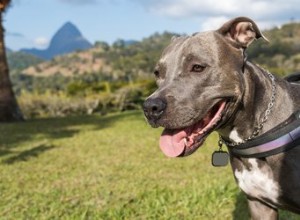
[0,0,23,121]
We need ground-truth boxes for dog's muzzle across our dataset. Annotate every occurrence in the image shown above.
[143,97,167,124]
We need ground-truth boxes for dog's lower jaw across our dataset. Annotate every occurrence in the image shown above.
[159,101,227,157]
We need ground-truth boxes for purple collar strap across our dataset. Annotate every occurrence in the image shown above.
[227,111,300,158]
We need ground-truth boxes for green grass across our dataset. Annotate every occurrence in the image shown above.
[0,111,299,219]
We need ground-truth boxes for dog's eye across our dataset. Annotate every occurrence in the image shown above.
[191,64,206,72]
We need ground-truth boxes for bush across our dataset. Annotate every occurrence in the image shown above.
[18,91,112,119]
[17,78,157,119]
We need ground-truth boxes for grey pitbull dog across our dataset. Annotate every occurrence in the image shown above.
[143,17,300,219]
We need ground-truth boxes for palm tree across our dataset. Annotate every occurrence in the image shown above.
[0,0,23,121]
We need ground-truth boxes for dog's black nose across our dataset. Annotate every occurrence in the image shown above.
[143,98,166,121]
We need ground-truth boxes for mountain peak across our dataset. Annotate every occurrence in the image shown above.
[21,22,92,60]
[49,21,85,49]
[56,21,82,37]
[62,21,76,28]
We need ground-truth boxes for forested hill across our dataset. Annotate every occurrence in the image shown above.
[247,22,300,75]
[7,21,300,93]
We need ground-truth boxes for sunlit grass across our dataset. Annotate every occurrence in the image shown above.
[0,111,298,219]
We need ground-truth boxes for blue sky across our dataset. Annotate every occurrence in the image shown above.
[4,0,300,51]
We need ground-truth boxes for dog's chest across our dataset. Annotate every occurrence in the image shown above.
[234,159,280,204]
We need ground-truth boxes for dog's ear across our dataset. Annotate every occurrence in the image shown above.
[217,17,268,48]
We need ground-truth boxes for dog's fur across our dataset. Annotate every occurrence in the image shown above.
[143,17,300,219]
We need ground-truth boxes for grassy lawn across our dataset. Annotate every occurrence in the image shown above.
[0,111,299,219]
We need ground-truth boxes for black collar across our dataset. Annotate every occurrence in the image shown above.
[227,110,300,158]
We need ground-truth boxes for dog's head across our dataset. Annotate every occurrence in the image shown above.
[143,17,267,157]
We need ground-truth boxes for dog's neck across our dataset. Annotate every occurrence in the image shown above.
[219,62,295,144]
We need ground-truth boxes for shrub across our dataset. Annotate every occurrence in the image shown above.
[18,91,112,119]
[17,79,156,119]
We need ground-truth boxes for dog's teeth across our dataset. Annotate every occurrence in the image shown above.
[184,138,188,146]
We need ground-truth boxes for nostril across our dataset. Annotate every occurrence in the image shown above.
[143,97,166,119]
[152,106,158,112]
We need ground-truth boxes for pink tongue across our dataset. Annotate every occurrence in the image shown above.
[159,129,189,157]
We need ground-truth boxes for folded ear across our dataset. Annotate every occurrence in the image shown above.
[217,17,268,48]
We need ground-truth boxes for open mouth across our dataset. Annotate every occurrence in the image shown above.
[159,101,227,157]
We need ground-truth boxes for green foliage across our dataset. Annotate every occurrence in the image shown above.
[8,52,45,94]
[0,112,299,219]
[17,78,156,119]
[247,22,300,76]
[7,51,43,71]
[94,41,110,51]
[108,32,178,75]
[18,91,105,118]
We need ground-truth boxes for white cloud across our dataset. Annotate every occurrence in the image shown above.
[34,37,49,49]
[133,0,300,30]
[200,16,229,31]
